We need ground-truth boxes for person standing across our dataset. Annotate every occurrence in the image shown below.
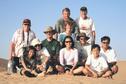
[55,7,79,39]
[76,6,96,45]
[9,19,36,73]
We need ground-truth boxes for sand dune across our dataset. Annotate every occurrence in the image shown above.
[0,58,126,84]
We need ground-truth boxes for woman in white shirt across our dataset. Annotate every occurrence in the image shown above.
[56,36,83,75]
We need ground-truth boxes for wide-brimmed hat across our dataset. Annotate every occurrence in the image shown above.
[77,33,89,40]
[31,38,41,46]
[43,26,56,34]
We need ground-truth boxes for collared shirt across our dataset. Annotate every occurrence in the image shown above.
[86,54,108,73]
[11,28,36,57]
[59,48,78,66]
[100,47,117,63]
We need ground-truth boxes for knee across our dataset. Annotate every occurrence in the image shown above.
[112,65,118,74]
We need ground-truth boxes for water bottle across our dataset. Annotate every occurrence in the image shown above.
[7,61,13,75]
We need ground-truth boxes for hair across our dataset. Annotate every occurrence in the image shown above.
[62,7,70,13]
[101,36,110,44]
[80,6,88,13]
[91,44,100,51]
[23,46,36,59]
[62,36,74,49]
[64,20,73,29]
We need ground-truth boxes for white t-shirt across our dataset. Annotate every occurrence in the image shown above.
[86,54,108,73]
[100,47,117,63]
[76,17,95,43]
[11,28,36,57]
[59,48,78,66]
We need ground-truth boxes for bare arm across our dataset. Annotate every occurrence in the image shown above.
[9,42,15,60]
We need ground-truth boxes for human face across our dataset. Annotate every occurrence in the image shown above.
[28,49,35,58]
[79,37,87,45]
[65,38,72,49]
[92,48,100,58]
[101,40,109,49]
[45,31,53,39]
[62,10,70,20]
[35,44,41,51]
[23,23,30,32]
[80,11,87,19]
[65,24,72,32]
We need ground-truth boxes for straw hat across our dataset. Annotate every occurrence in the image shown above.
[31,38,41,46]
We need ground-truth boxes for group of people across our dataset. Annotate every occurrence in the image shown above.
[8,6,118,78]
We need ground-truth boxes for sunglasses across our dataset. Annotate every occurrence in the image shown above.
[65,41,72,43]
[44,31,52,34]
[102,42,109,44]
[80,38,86,40]
[35,44,41,47]
[23,23,30,26]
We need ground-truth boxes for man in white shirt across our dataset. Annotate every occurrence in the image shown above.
[76,6,96,45]
[9,19,36,73]
[100,36,118,75]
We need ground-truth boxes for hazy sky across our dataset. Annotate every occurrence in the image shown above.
[0,0,126,60]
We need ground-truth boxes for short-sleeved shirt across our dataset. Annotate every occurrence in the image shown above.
[86,54,108,73]
[58,32,76,43]
[75,41,91,64]
[42,39,61,61]
[100,47,117,63]
[59,48,78,66]
[11,28,36,57]
[55,17,79,34]
[76,17,95,43]
[36,47,50,64]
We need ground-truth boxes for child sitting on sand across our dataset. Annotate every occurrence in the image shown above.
[82,44,112,78]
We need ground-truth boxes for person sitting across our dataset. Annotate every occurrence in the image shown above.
[20,46,38,77]
[100,36,118,75]
[82,44,112,78]
[31,38,50,76]
[56,36,83,75]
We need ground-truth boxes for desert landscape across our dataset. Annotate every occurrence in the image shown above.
[0,58,126,84]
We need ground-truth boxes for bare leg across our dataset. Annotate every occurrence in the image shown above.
[73,66,84,75]
[82,68,94,77]
[102,70,112,78]
[55,65,64,74]
[111,65,118,74]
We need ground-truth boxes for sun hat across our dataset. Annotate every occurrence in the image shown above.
[43,26,56,34]
[31,38,41,46]
[77,33,89,40]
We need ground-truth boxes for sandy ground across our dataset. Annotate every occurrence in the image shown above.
[0,60,126,84]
